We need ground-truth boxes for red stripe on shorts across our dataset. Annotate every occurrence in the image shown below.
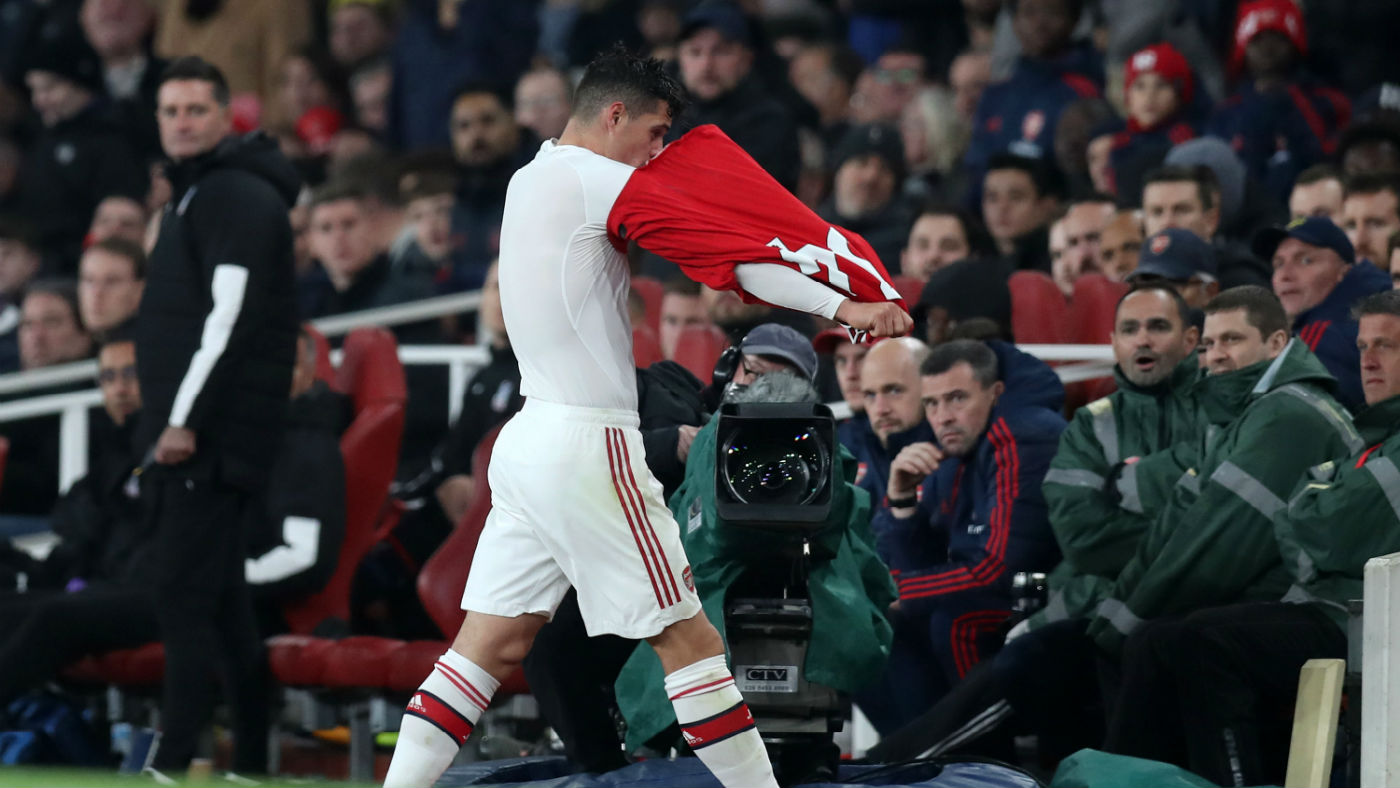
[614,427,683,604]
[606,427,669,609]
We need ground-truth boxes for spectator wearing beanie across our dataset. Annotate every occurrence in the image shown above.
[818,123,912,272]
[1207,0,1351,202]
[1106,43,1207,205]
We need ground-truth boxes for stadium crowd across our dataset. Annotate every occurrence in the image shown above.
[1,0,1400,784]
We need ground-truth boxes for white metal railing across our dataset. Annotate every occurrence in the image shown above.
[0,290,485,402]
[0,343,489,496]
[0,334,1116,498]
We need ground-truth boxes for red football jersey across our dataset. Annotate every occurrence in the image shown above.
[607,125,906,313]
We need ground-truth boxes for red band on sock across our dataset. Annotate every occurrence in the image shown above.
[405,690,474,746]
[680,701,756,750]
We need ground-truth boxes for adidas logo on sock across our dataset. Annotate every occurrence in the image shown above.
[682,730,700,747]
[408,693,427,713]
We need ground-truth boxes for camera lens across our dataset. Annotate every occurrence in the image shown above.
[720,423,830,505]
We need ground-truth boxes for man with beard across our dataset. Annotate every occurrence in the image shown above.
[447,82,537,291]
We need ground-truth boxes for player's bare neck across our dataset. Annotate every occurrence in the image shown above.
[557,120,607,158]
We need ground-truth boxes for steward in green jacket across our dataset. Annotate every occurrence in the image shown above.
[1087,288,1364,654]
[1103,291,1400,788]
[1035,284,1204,631]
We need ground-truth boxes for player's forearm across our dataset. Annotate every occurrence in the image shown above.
[734,263,845,320]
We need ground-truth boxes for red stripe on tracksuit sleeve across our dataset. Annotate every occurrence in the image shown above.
[1302,321,1329,351]
[898,419,1017,598]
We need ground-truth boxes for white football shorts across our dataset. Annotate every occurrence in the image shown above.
[461,398,702,639]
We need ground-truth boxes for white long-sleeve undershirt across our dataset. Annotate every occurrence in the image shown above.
[734,263,846,321]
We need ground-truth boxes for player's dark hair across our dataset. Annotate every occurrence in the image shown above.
[572,43,687,123]
[920,339,999,388]
[159,56,230,106]
[1204,285,1288,339]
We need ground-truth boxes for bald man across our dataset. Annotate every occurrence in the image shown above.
[844,337,932,512]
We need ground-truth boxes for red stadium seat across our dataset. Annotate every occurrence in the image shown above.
[633,325,663,368]
[891,274,925,304]
[282,327,407,635]
[1071,274,1129,345]
[672,325,728,382]
[632,276,663,335]
[1008,271,1071,345]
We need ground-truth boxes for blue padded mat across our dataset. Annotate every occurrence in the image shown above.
[438,755,1041,787]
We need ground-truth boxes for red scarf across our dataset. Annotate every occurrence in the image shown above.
[608,125,906,314]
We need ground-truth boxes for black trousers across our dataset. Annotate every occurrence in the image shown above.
[146,467,269,774]
[0,587,158,707]
[1106,602,1346,788]
[521,590,635,773]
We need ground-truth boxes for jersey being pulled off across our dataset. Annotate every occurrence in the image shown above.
[607,124,906,312]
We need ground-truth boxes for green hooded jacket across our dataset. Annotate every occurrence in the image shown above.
[1033,355,1204,630]
[613,417,897,751]
[1274,394,1400,629]
[1087,340,1364,653]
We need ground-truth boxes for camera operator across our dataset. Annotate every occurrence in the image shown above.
[614,353,897,758]
[857,339,1066,735]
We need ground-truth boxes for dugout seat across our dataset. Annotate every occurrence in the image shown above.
[1071,274,1128,345]
[1008,270,1071,345]
[672,324,728,381]
[1066,274,1127,409]
[281,326,408,635]
[633,325,663,368]
[632,276,663,335]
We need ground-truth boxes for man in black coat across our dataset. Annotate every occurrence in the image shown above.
[135,56,299,778]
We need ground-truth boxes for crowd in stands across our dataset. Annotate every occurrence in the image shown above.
[0,0,1398,784]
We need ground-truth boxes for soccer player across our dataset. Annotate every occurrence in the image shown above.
[383,48,909,788]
